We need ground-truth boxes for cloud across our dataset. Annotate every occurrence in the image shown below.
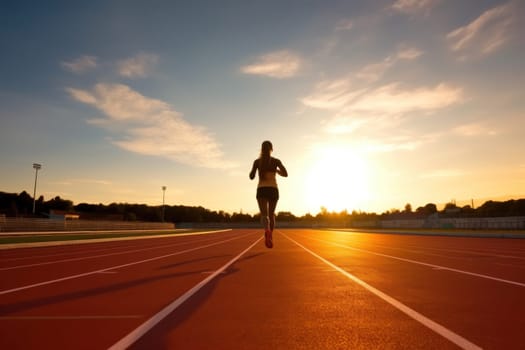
[356,59,394,83]
[356,47,423,82]
[240,50,302,78]
[302,46,424,107]
[447,2,514,59]
[117,53,159,78]
[50,179,112,186]
[335,19,354,31]
[300,79,365,109]
[67,83,235,169]
[396,47,423,60]
[391,0,440,15]
[364,139,426,153]
[321,115,367,135]
[453,122,499,137]
[348,83,463,115]
[421,169,466,178]
[61,55,98,73]
[303,82,462,115]
[302,80,463,146]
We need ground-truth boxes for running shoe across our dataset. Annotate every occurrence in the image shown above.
[265,230,273,248]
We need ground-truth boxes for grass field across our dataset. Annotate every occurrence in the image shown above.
[0,229,202,245]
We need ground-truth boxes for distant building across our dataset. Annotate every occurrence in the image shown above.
[49,210,80,220]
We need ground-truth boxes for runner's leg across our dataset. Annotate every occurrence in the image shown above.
[268,199,278,232]
[257,198,270,232]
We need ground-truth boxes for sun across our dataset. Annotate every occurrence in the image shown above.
[303,145,370,214]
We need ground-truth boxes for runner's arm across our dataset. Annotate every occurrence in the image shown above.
[249,159,258,180]
[276,159,288,177]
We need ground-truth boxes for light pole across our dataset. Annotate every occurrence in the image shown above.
[32,163,42,215]
[161,186,167,222]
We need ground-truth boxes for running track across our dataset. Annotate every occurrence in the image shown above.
[1,229,524,349]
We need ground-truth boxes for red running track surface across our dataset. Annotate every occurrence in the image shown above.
[1,229,525,349]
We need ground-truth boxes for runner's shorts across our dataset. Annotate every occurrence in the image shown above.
[256,187,279,201]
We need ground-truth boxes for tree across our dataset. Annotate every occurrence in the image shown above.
[277,211,296,221]
[45,196,74,212]
[416,203,437,216]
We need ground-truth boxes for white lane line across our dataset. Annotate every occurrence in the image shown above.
[1,228,191,236]
[1,233,238,271]
[0,233,254,295]
[1,232,226,262]
[304,234,525,288]
[1,244,140,262]
[283,233,482,350]
[399,245,525,260]
[0,315,142,320]
[332,230,525,260]
[0,229,232,250]
[108,237,262,350]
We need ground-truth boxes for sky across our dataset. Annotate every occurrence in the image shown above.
[1,0,524,216]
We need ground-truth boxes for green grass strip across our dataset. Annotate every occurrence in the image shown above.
[0,229,205,245]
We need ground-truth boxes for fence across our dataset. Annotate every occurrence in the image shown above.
[376,216,525,230]
[0,217,175,233]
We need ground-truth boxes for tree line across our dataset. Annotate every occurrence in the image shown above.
[0,191,524,223]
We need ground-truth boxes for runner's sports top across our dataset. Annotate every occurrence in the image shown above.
[257,157,279,188]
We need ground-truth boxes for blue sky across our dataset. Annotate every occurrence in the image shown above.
[1,0,524,215]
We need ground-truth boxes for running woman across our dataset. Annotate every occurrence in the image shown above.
[249,140,288,248]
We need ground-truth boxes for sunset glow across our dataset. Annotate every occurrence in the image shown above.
[303,145,370,213]
[1,1,524,215]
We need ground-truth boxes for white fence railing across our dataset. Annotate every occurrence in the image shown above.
[0,218,175,232]
[373,216,525,230]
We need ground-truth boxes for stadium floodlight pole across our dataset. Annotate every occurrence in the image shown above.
[32,163,42,215]
[162,186,167,222]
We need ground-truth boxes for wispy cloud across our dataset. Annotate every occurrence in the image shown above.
[390,0,440,15]
[321,115,367,135]
[453,122,499,137]
[303,82,462,115]
[396,47,423,60]
[348,83,463,115]
[363,138,427,153]
[301,79,365,109]
[49,179,112,186]
[240,50,302,78]
[302,45,423,107]
[303,80,463,150]
[335,19,354,31]
[447,2,514,59]
[61,55,98,73]
[356,46,423,83]
[356,59,394,83]
[421,169,466,178]
[67,83,235,169]
[117,53,159,78]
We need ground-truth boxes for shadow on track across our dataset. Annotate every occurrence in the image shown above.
[0,255,231,315]
[129,251,268,349]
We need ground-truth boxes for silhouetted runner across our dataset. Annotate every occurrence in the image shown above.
[249,140,288,248]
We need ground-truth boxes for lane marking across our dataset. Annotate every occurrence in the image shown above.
[283,233,482,350]
[108,237,262,350]
[0,228,192,236]
[397,245,525,261]
[1,233,226,262]
[0,233,255,295]
[1,233,239,271]
[303,233,525,288]
[331,229,525,260]
[0,315,142,320]
[0,229,232,250]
